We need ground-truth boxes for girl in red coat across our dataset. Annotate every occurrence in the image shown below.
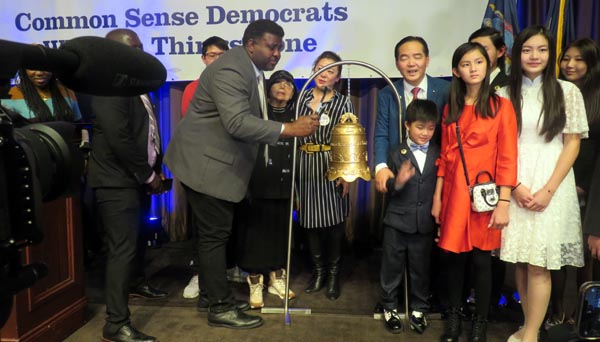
[432,42,518,342]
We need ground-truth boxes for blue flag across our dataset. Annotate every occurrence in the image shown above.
[482,0,520,72]
[546,0,576,52]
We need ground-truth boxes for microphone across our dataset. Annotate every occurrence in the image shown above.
[0,37,166,96]
[320,86,330,101]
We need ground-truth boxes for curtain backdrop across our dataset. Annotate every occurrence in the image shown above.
[518,0,599,41]
[154,1,599,245]
[155,78,391,246]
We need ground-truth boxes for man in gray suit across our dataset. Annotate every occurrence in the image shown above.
[165,19,318,329]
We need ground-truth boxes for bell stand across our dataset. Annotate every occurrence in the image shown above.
[262,60,405,326]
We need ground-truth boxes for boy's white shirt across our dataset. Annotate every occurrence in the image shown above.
[405,136,427,173]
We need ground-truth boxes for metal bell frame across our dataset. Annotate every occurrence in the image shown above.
[277,60,403,325]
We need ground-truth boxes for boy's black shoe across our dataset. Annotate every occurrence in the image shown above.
[383,309,403,334]
[409,312,428,334]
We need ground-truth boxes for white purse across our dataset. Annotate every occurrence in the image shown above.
[470,171,499,212]
[456,123,498,213]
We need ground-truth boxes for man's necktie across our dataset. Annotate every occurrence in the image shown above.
[409,141,429,153]
[411,87,421,102]
[140,94,160,165]
[257,73,268,119]
[257,73,269,166]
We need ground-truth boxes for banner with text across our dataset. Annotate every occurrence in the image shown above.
[1,1,488,81]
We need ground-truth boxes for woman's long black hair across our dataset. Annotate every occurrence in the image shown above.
[559,38,600,126]
[17,68,75,122]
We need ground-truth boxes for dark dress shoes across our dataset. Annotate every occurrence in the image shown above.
[207,308,263,329]
[101,324,156,342]
[409,313,428,334]
[441,308,462,342]
[130,283,168,299]
[196,296,250,313]
[470,316,487,342]
[383,309,403,334]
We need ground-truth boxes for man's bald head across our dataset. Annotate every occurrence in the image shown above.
[105,28,143,50]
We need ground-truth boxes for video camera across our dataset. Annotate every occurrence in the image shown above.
[0,105,81,327]
[545,281,600,341]
[0,36,167,328]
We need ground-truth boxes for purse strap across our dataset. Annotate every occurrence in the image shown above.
[475,170,495,183]
[455,123,471,190]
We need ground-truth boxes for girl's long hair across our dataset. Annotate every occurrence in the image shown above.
[559,38,600,126]
[446,42,499,124]
[508,25,565,142]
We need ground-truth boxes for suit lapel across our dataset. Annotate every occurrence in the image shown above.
[422,143,439,176]
[400,141,420,175]
[399,82,407,114]
[395,81,406,141]
[427,75,439,103]
[238,47,262,119]
[491,72,509,92]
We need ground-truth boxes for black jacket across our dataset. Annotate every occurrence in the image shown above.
[383,141,440,234]
[88,95,161,188]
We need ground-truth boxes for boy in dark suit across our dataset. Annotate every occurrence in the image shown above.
[380,99,439,334]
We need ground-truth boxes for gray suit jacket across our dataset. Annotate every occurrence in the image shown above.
[164,46,282,202]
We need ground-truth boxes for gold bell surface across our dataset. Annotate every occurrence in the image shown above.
[327,113,372,182]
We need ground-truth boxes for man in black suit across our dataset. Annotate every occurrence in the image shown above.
[165,20,318,329]
[88,28,167,342]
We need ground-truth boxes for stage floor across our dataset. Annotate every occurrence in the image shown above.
[64,240,577,341]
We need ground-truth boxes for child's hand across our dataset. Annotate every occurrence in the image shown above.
[527,187,553,212]
[395,160,416,190]
[488,202,509,229]
[335,178,349,197]
[431,196,442,225]
[512,184,533,208]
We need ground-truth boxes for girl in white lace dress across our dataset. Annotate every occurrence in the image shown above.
[498,26,588,342]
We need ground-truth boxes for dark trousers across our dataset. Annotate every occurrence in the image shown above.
[304,223,344,267]
[380,228,433,312]
[184,185,236,312]
[443,248,492,318]
[95,187,148,333]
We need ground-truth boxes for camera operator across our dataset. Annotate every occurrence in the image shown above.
[87,28,167,342]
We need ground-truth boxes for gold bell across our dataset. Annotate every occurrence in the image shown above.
[327,113,372,182]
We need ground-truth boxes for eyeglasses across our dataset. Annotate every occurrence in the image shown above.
[205,52,224,59]
[276,81,294,89]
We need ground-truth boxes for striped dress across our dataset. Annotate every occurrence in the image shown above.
[297,88,354,229]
